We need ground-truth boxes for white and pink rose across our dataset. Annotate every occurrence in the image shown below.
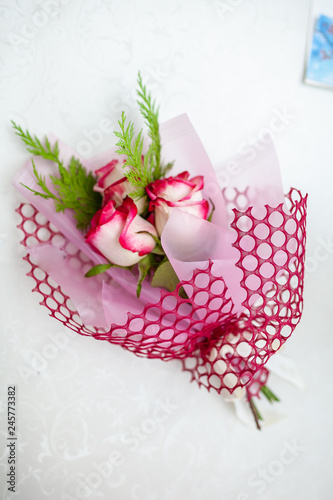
[146,171,209,235]
[88,164,209,268]
[85,196,157,267]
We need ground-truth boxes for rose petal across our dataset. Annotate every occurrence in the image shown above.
[147,171,198,202]
[104,178,131,206]
[152,198,209,236]
[94,159,125,192]
[119,198,157,255]
[86,197,157,266]
[147,171,208,235]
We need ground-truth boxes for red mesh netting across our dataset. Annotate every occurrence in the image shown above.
[16,188,307,395]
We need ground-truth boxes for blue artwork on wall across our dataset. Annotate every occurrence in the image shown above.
[305,14,333,89]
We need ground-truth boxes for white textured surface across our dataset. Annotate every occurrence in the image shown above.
[1,0,333,499]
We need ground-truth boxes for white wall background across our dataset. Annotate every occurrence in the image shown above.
[1,1,332,499]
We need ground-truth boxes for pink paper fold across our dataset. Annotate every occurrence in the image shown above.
[13,115,285,327]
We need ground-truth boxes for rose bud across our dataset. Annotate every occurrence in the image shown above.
[94,159,145,213]
[146,171,209,235]
[85,196,157,267]
[93,159,125,193]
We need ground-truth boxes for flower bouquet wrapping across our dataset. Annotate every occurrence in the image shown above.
[13,75,307,428]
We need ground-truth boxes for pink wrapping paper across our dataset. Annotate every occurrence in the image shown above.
[14,114,307,395]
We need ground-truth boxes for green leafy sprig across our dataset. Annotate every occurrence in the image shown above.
[114,73,173,200]
[12,121,102,231]
[137,72,161,175]
[114,112,152,200]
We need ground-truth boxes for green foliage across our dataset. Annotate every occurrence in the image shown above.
[207,198,215,222]
[150,258,180,292]
[136,73,174,178]
[137,254,152,298]
[50,156,102,231]
[136,72,162,179]
[24,159,60,201]
[85,263,112,277]
[11,121,61,165]
[260,385,280,403]
[12,121,102,231]
[114,72,174,200]
[114,112,152,199]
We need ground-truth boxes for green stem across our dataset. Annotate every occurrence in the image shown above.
[248,397,263,430]
[261,385,280,403]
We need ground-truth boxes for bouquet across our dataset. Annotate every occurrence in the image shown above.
[13,74,307,429]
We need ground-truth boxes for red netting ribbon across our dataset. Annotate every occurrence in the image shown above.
[16,188,307,396]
